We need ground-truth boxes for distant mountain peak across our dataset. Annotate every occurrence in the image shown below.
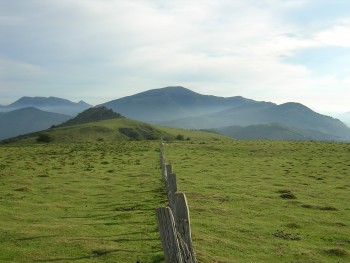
[4,96,92,116]
[131,86,198,98]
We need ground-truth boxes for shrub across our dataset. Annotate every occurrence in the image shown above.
[176,134,185,141]
[36,133,54,143]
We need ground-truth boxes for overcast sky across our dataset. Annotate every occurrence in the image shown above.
[1,0,350,114]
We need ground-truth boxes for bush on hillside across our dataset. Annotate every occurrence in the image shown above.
[176,134,185,141]
[36,133,54,143]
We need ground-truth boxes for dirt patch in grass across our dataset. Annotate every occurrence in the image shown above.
[285,223,301,229]
[278,190,297,199]
[273,230,301,241]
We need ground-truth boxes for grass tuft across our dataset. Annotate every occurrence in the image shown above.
[325,248,348,257]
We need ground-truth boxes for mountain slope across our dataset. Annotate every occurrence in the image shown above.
[214,123,314,141]
[3,96,92,116]
[101,86,270,122]
[168,103,350,141]
[259,103,349,140]
[0,107,71,140]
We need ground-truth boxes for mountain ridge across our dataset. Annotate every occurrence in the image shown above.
[101,86,350,141]
[101,86,274,122]
[1,96,92,116]
[2,86,349,141]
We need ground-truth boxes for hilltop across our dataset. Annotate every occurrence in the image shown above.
[57,106,124,127]
[1,106,228,144]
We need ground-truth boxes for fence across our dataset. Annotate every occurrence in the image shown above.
[156,142,197,263]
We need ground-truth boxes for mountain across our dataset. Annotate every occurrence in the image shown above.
[0,107,71,140]
[163,102,350,141]
[2,96,92,116]
[1,107,228,144]
[101,86,350,141]
[101,86,269,122]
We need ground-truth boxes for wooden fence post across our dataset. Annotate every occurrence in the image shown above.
[167,172,178,211]
[156,207,183,263]
[166,163,173,175]
[174,192,197,263]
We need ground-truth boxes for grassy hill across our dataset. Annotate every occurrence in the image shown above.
[164,140,350,262]
[0,141,165,262]
[0,139,349,262]
[1,111,228,145]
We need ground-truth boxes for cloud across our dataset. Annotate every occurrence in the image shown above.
[314,19,350,47]
[0,0,349,112]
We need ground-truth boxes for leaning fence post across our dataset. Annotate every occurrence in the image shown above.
[166,163,173,175]
[174,192,197,263]
[156,207,183,263]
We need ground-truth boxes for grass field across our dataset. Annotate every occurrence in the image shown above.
[0,141,166,262]
[1,138,349,262]
[165,140,350,262]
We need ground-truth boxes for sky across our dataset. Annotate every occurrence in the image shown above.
[1,0,350,115]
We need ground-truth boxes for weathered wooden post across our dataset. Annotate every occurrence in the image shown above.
[156,207,183,263]
[174,192,197,263]
[167,172,178,211]
[166,163,173,175]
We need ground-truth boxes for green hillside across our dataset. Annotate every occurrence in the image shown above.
[164,140,350,262]
[1,140,349,262]
[1,116,229,145]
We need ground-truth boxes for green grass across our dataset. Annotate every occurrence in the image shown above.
[1,138,349,262]
[0,141,166,262]
[164,140,350,262]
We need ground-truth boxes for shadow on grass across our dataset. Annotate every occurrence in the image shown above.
[113,237,159,243]
[35,249,138,262]
[17,235,58,241]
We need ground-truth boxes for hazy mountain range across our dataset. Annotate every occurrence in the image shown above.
[0,96,91,116]
[101,86,350,141]
[1,86,350,141]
